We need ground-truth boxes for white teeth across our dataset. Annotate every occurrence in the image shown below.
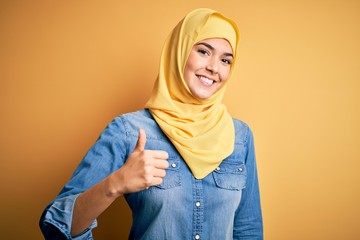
[198,75,214,86]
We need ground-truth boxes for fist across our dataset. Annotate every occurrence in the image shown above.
[108,129,169,195]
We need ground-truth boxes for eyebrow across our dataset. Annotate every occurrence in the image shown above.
[195,42,234,58]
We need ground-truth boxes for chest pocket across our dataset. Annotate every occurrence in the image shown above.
[212,162,247,191]
[154,157,181,189]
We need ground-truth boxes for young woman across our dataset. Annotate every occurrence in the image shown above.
[40,8,263,239]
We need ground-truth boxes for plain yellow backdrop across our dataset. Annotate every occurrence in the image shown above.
[1,0,359,239]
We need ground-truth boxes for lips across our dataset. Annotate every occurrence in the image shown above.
[196,75,215,86]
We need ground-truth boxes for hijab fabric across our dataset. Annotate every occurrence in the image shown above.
[145,8,239,179]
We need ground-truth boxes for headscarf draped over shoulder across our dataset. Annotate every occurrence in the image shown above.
[145,8,239,179]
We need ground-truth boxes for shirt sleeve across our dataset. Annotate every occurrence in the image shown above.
[233,127,263,239]
[39,117,128,239]
[40,194,97,240]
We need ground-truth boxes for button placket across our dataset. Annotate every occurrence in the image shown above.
[192,178,203,240]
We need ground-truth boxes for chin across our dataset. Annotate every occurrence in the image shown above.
[194,93,213,99]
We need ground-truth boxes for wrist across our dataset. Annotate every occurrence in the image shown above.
[103,173,124,199]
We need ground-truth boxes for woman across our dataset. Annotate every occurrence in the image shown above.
[40,8,263,239]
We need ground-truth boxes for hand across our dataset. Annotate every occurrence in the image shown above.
[106,129,169,196]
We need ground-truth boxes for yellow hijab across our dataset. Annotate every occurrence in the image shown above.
[145,8,239,179]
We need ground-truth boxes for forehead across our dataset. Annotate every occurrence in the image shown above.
[195,38,233,54]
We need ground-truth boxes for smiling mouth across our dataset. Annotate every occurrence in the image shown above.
[196,75,215,86]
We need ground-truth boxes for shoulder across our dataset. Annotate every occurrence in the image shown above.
[232,117,253,145]
[117,109,168,141]
[98,110,152,138]
[117,109,153,126]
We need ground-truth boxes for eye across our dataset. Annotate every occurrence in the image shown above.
[221,58,232,65]
[197,49,210,56]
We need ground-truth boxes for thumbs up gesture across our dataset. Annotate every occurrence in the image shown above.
[107,129,169,196]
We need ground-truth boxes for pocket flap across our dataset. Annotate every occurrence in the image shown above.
[213,163,246,190]
[154,158,181,189]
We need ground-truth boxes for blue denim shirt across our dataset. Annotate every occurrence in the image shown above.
[39,109,263,240]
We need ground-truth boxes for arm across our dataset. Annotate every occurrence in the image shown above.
[39,117,168,239]
[71,129,168,236]
[233,127,263,239]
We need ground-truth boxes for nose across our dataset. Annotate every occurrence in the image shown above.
[205,57,218,74]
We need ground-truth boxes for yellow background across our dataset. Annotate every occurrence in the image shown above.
[1,0,359,239]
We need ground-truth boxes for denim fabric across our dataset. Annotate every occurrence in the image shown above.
[39,109,263,240]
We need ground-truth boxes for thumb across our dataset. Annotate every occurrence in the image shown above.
[134,129,146,151]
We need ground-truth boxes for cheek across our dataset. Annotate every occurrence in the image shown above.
[183,63,191,82]
[185,55,200,71]
[220,67,231,82]
[184,54,194,73]
[186,49,208,71]
[183,61,195,87]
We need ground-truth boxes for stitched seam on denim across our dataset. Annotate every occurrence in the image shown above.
[192,178,204,239]
[122,110,168,141]
[119,115,131,160]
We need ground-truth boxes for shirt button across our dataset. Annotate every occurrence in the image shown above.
[216,167,220,171]
[195,201,201,207]
[195,234,200,239]
[171,163,177,168]
[239,167,243,172]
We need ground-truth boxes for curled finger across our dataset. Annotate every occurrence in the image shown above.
[153,168,166,178]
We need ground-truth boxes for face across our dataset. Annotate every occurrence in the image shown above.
[183,38,234,99]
